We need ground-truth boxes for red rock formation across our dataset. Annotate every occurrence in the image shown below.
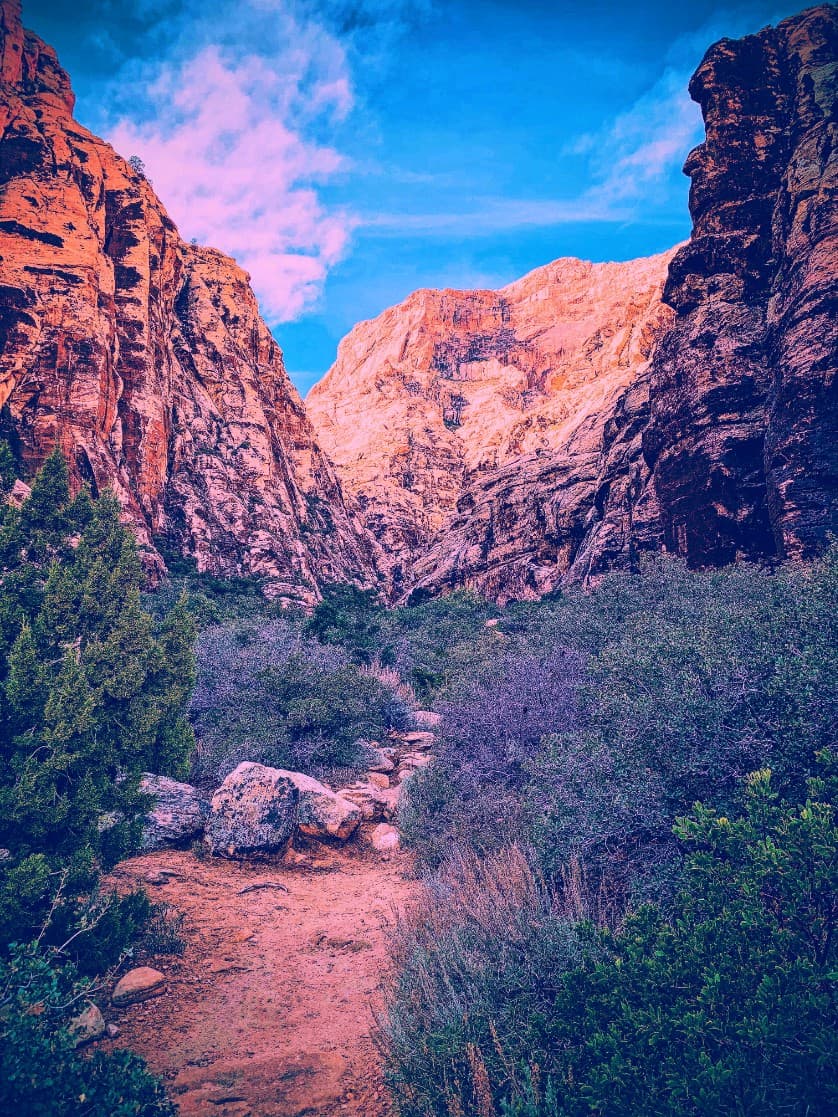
[308,252,675,599]
[312,4,837,602]
[643,3,837,566]
[0,0,374,599]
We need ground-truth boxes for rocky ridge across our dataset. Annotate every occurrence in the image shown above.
[310,4,838,601]
[0,0,374,600]
[308,251,676,599]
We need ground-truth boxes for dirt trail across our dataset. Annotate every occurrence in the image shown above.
[106,842,416,1117]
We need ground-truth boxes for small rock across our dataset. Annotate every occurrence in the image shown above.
[396,731,435,750]
[360,745,395,774]
[413,710,442,729]
[112,967,166,1006]
[69,1002,105,1046]
[105,1023,120,1039]
[366,772,390,789]
[369,823,400,854]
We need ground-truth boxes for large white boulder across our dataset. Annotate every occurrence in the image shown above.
[205,762,298,857]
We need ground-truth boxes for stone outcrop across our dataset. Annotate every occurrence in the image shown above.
[205,762,298,858]
[139,773,209,853]
[642,3,838,567]
[0,0,374,601]
[310,6,837,601]
[308,251,675,599]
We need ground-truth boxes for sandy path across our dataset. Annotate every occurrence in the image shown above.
[106,844,415,1117]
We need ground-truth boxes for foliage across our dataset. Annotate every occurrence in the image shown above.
[402,553,838,898]
[0,944,175,1116]
[190,618,411,785]
[304,583,386,664]
[384,759,838,1117]
[0,452,195,961]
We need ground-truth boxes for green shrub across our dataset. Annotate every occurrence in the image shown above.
[383,757,838,1117]
[0,944,174,1116]
[0,452,195,962]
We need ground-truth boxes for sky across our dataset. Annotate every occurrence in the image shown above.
[24,0,806,393]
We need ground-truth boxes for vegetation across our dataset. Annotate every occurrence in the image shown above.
[383,759,838,1116]
[190,618,412,785]
[0,449,195,1113]
[1,946,175,1116]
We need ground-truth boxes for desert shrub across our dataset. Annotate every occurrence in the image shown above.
[0,453,195,961]
[381,846,605,1117]
[400,646,582,866]
[384,758,838,1117]
[305,583,385,664]
[527,551,838,896]
[381,591,499,703]
[0,944,174,1116]
[190,618,411,785]
[402,552,838,899]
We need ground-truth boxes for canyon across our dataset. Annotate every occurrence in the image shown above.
[1,0,836,603]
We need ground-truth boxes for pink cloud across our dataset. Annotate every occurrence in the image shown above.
[109,22,356,323]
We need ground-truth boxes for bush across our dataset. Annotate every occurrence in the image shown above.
[383,757,838,1117]
[399,646,582,867]
[0,453,195,961]
[190,619,411,785]
[401,552,838,899]
[0,945,174,1116]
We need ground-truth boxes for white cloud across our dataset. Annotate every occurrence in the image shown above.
[105,0,360,323]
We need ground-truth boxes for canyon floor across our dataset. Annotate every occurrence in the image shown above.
[105,843,415,1116]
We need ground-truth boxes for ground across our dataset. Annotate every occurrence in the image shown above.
[105,843,416,1117]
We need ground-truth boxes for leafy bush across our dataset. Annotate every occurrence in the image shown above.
[400,646,582,866]
[383,758,838,1117]
[0,453,195,961]
[190,618,411,785]
[0,945,174,1116]
[402,552,838,899]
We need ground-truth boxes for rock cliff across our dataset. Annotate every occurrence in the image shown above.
[0,0,374,599]
[311,4,837,601]
[307,252,676,598]
[643,3,837,568]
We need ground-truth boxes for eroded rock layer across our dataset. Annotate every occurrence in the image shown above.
[311,4,838,602]
[643,3,837,568]
[308,252,676,598]
[0,0,374,599]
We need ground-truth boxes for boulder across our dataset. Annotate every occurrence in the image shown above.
[140,773,209,852]
[369,823,400,854]
[68,1002,105,1046]
[337,783,389,822]
[367,772,390,789]
[400,753,432,770]
[359,744,395,774]
[112,967,166,1006]
[395,730,435,751]
[205,762,298,857]
[413,710,442,729]
[277,770,361,843]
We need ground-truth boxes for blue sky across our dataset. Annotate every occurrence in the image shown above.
[25,0,806,392]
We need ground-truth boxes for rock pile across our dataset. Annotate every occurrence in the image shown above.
[137,718,438,860]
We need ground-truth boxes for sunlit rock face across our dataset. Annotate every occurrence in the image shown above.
[308,251,676,600]
[643,3,838,567]
[0,0,375,600]
[311,5,837,602]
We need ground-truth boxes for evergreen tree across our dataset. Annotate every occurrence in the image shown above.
[0,452,196,958]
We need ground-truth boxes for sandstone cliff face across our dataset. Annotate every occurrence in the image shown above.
[308,252,676,598]
[642,3,837,568]
[311,4,837,602]
[0,0,374,599]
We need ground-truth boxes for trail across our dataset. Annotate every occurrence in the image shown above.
[106,830,417,1115]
